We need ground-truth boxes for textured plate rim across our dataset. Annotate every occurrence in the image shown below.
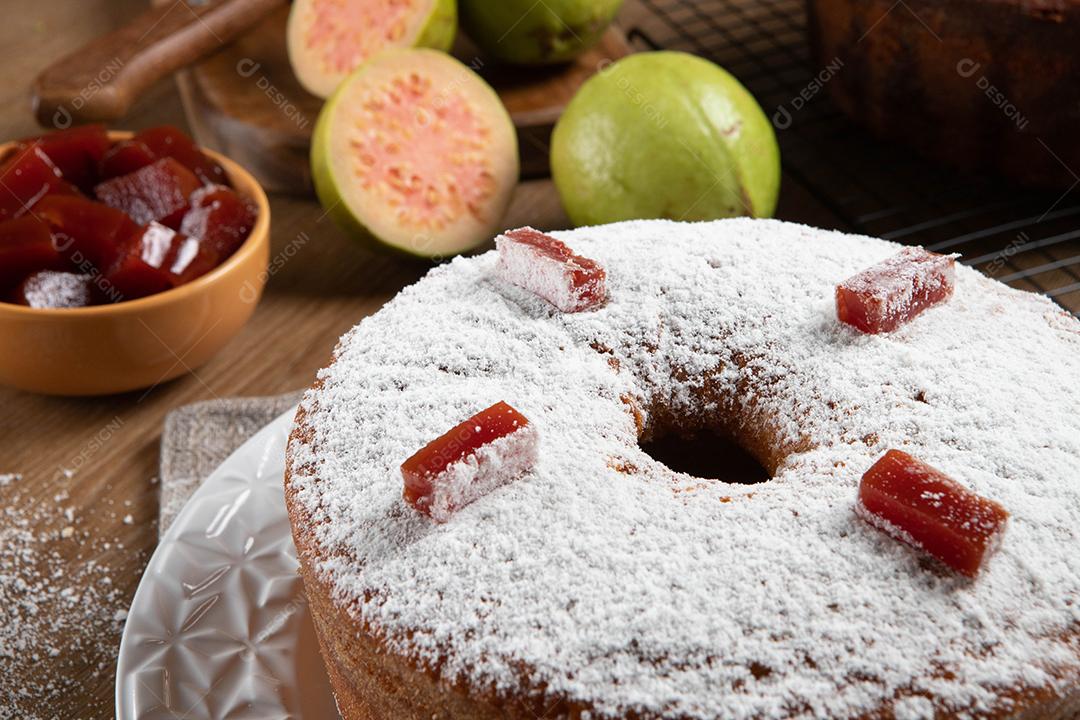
[114,408,302,719]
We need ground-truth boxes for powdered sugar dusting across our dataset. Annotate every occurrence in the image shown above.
[17,271,93,309]
[855,501,923,553]
[0,473,129,718]
[287,219,1080,718]
[894,695,935,720]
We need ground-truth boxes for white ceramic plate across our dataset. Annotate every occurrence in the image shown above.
[115,410,340,719]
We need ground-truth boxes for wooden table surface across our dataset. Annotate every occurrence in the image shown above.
[0,1,844,717]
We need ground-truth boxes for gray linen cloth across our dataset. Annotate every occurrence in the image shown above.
[158,392,302,537]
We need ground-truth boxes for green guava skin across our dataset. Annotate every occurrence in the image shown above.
[311,49,518,260]
[415,0,458,55]
[287,0,457,99]
[550,51,781,227]
[311,93,382,253]
[459,0,624,66]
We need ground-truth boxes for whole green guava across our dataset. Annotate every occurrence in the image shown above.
[551,51,781,226]
[459,0,624,66]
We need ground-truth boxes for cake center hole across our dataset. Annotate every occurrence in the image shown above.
[640,429,770,485]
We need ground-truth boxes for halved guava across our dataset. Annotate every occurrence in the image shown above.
[287,0,457,99]
[311,49,519,258]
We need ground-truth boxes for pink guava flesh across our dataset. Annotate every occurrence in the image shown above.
[348,70,499,232]
[305,0,422,76]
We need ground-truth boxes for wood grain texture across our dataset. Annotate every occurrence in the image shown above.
[0,1,840,717]
[33,0,284,126]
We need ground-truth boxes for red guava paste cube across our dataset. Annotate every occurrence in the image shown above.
[496,227,608,312]
[836,247,956,334]
[94,157,202,229]
[98,139,157,180]
[0,216,65,289]
[105,223,218,301]
[180,185,256,258]
[35,195,138,272]
[0,144,75,222]
[136,125,228,186]
[857,449,1009,577]
[401,401,538,523]
[18,124,110,192]
[14,271,95,308]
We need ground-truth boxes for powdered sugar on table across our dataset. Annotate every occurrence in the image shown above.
[286,219,1080,718]
[0,473,130,719]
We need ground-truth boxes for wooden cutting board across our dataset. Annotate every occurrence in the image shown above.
[170,5,631,194]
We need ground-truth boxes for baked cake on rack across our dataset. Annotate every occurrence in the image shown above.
[286,219,1080,719]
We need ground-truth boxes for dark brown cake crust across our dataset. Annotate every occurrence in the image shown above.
[808,0,1080,189]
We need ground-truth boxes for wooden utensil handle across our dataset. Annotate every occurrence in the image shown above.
[33,0,285,127]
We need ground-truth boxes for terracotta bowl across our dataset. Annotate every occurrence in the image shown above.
[0,132,271,396]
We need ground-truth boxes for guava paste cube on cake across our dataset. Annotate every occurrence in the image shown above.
[496,226,607,312]
[857,449,1009,577]
[401,401,538,523]
[836,247,956,334]
[15,271,95,308]
[94,157,202,228]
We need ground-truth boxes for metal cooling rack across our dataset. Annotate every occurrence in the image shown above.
[625,0,1080,314]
